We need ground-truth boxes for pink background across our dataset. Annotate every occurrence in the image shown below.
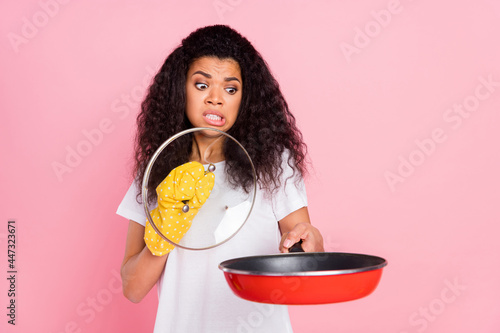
[1,0,500,332]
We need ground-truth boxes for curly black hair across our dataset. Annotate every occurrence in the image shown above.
[134,25,307,204]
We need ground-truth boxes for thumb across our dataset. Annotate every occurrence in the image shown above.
[193,171,215,207]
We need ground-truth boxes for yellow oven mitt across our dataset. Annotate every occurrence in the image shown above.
[145,161,215,256]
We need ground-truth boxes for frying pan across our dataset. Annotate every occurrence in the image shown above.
[218,250,387,305]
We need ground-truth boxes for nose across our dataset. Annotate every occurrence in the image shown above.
[206,88,223,106]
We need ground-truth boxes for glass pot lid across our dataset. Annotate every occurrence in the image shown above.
[142,127,257,250]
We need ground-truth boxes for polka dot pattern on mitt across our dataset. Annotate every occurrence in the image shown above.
[144,161,215,256]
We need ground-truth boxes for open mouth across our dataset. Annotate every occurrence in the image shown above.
[203,111,225,126]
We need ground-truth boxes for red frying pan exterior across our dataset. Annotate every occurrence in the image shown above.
[219,252,387,305]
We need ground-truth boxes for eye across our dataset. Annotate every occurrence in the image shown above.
[195,83,208,90]
[225,87,237,95]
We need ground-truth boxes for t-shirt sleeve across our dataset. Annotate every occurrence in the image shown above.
[116,180,149,226]
[271,154,308,221]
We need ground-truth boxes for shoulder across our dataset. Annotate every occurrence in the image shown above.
[116,179,149,226]
[268,151,308,221]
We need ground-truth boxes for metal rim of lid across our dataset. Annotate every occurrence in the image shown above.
[141,127,257,251]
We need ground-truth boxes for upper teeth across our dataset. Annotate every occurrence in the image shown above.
[206,114,221,121]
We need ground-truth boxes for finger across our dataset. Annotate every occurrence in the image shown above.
[300,227,325,253]
[281,224,309,253]
[299,237,314,252]
[193,172,215,207]
[172,163,201,199]
[285,224,309,246]
[157,162,205,201]
[279,234,291,253]
[185,162,206,180]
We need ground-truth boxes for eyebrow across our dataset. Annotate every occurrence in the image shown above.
[192,71,241,83]
[224,77,241,83]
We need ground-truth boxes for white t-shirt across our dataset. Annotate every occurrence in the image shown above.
[117,158,307,333]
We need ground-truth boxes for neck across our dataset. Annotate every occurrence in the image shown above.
[190,133,225,164]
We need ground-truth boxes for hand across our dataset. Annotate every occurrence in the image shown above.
[279,222,324,253]
[144,161,215,256]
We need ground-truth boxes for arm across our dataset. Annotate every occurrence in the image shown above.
[120,220,168,303]
[120,162,214,302]
[278,207,324,253]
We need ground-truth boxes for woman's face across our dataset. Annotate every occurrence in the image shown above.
[185,56,242,133]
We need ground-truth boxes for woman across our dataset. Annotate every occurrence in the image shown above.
[117,25,324,332]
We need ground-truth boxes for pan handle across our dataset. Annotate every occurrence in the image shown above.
[288,239,304,253]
